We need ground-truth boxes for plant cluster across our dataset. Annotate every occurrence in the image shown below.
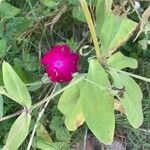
[0,0,150,149]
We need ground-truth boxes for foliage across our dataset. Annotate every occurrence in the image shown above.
[96,0,137,56]
[3,112,31,150]
[0,0,150,149]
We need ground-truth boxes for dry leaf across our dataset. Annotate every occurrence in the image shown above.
[114,99,125,114]
[134,5,150,41]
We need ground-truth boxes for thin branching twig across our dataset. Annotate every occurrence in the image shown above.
[27,83,58,150]
[0,76,85,122]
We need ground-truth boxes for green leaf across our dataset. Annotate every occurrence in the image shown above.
[0,39,6,58]
[0,71,3,86]
[2,62,31,107]
[0,95,3,118]
[96,0,137,56]
[66,38,78,52]
[36,123,53,143]
[0,2,20,19]
[33,137,70,150]
[110,71,143,128]
[6,17,33,35]
[138,39,148,50]
[0,21,4,38]
[55,127,71,142]
[68,0,79,5]
[58,77,85,131]
[49,116,63,131]
[3,112,31,150]
[80,59,115,144]
[13,53,39,72]
[72,6,86,22]
[49,117,71,142]
[64,101,84,131]
[40,0,59,8]
[107,52,138,70]
[28,81,42,92]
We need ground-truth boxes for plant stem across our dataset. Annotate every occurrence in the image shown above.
[0,110,23,122]
[31,76,85,110]
[83,129,88,150]
[79,0,101,61]
[27,84,58,150]
[0,76,85,122]
[109,67,150,83]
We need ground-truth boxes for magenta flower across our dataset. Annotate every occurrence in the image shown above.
[41,44,79,83]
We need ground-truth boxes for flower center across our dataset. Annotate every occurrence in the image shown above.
[54,60,63,68]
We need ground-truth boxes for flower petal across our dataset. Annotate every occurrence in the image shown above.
[41,51,56,65]
[51,44,71,59]
[58,67,73,82]
[63,63,78,73]
[41,44,79,83]
[63,53,79,64]
[46,66,59,82]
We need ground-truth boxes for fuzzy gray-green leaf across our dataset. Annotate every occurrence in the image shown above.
[2,62,31,107]
[110,71,143,128]
[58,77,85,131]
[3,112,31,150]
[96,0,137,56]
[107,52,138,70]
[80,59,115,144]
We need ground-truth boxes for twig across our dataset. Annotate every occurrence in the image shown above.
[83,129,88,150]
[47,5,67,44]
[19,5,67,40]
[84,78,109,90]
[31,76,85,110]
[0,110,23,122]
[27,84,58,150]
[139,128,150,133]
[0,76,85,123]
[79,0,102,61]
[76,31,89,51]
[109,67,150,83]
[129,0,142,20]
[134,4,150,41]
[45,5,67,27]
